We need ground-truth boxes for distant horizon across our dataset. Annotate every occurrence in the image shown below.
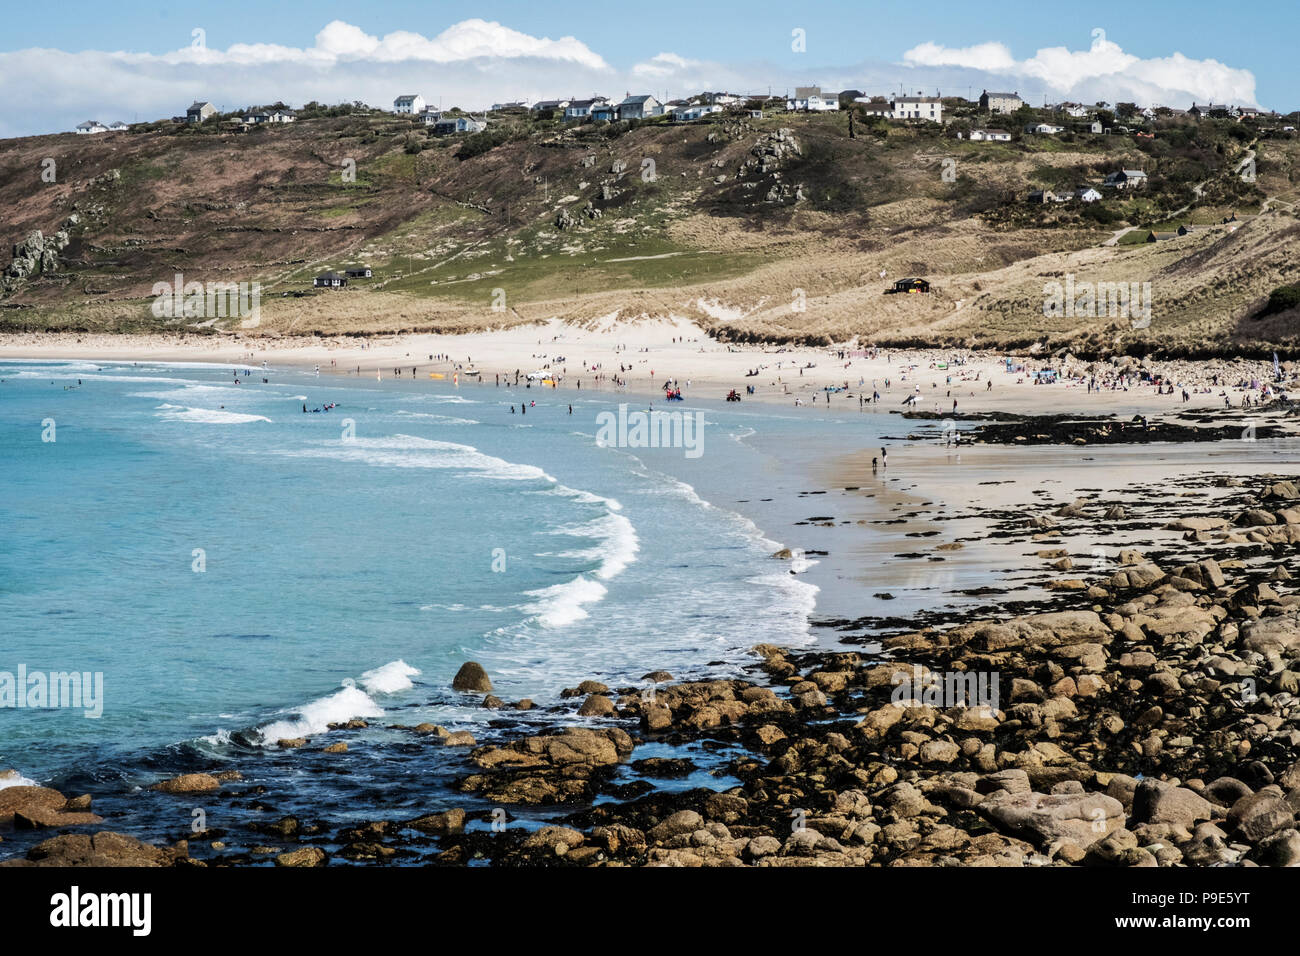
[0,1,1290,139]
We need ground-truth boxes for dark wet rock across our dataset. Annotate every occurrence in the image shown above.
[150,773,222,794]
[406,808,466,834]
[2,831,185,867]
[452,662,493,693]
[577,694,615,717]
[275,846,326,867]
[0,787,103,828]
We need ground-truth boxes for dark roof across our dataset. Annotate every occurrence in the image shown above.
[316,271,346,280]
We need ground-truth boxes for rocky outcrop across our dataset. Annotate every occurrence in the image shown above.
[1,223,73,293]
[0,786,102,828]
[1,831,185,867]
[451,661,493,693]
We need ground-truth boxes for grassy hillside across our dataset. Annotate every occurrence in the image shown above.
[1,104,1298,355]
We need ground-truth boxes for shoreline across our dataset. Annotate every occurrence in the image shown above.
[2,321,1292,420]
[6,431,1300,865]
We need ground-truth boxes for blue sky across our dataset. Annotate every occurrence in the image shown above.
[0,0,1289,137]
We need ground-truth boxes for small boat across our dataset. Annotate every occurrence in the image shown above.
[429,373,445,380]
[463,368,481,378]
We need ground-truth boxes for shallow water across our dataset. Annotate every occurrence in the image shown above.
[0,359,914,854]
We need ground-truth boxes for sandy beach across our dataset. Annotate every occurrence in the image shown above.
[1,319,1289,419]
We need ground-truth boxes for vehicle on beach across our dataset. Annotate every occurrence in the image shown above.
[726,389,742,401]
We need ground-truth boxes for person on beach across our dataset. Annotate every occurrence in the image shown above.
[881,447,888,467]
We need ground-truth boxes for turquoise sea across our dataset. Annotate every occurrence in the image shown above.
[0,358,908,851]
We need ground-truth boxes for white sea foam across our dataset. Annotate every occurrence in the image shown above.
[279,435,553,482]
[238,658,420,745]
[253,684,384,744]
[134,385,254,403]
[394,410,479,425]
[358,660,420,694]
[420,394,478,405]
[156,404,271,424]
[8,371,198,385]
[523,576,609,628]
[550,509,640,580]
[0,770,38,790]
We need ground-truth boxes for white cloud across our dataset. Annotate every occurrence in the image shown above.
[903,41,1017,72]
[0,22,1264,139]
[0,19,618,137]
[632,52,697,78]
[901,33,1258,107]
[137,19,610,69]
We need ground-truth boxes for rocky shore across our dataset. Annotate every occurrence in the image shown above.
[902,403,1297,445]
[5,475,1300,868]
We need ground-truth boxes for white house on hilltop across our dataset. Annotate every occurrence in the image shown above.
[673,103,723,122]
[617,94,663,120]
[979,90,1024,114]
[1104,169,1148,189]
[565,97,610,121]
[75,120,108,134]
[186,101,217,123]
[891,96,943,122]
[788,86,840,112]
[854,95,943,123]
[393,94,426,114]
[433,115,487,135]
